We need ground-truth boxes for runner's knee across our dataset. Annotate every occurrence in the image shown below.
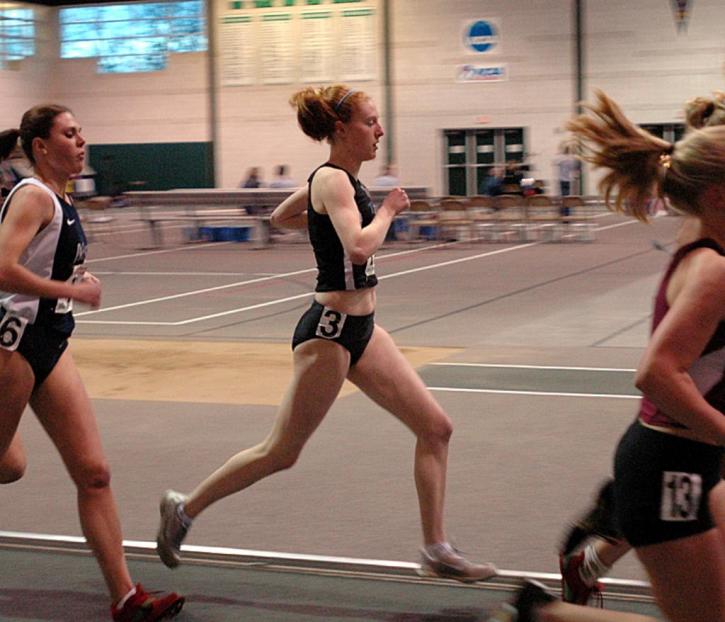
[0,455,26,483]
[72,460,112,491]
[422,414,453,447]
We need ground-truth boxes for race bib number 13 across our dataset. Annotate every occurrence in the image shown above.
[0,313,28,352]
[660,471,702,522]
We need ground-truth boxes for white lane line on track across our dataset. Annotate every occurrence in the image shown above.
[77,218,639,326]
[430,363,636,372]
[0,530,650,589]
[91,271,283,277]
[76,241,533,324]
[85,236,458,265]
[86,240,234,263]
[428,387,640,399]
[76,241,458,320]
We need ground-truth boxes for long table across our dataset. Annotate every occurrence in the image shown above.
[123,187,430,248]
[124,186,430,208]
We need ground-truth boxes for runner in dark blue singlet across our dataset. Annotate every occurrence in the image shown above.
[0,107,183,622]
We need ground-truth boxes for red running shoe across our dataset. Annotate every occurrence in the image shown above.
[559,551,603,606]
[111,584,184,622]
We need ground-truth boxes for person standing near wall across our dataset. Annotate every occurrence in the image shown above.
[479,165,505,196]
[240,166,263,188]
[490,90,725,622]
[554,143,581,197]
[0,107,184,622]
[269,164,297,189]
[156,84,497,583]
[373,163,400,187]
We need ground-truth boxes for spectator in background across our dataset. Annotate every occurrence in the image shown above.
[240,166,263,188]
[479,165,504,196]
[502,161,524,193]
[269,164,297,189]
[555,143,581,196]
[373,163,400,187]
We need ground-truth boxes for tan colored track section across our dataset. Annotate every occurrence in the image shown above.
[70,338,462,405]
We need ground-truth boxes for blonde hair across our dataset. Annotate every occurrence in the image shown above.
[684,91,725,130]
[567,90,725,221]
[289,85,367,142]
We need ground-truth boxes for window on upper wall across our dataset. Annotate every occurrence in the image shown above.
[59,0,207,74]
[443,128,528,196]
[0,6,36,70]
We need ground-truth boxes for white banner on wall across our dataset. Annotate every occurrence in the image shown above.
[462,18,502,55]
[457,63,507,82]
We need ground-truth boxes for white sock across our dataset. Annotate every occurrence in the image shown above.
[425,542,454,557]
[115,586,137,610]
[579,544,610,586]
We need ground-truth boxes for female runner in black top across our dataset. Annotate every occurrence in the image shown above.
[157,85,496,582]
[490,91,725,622]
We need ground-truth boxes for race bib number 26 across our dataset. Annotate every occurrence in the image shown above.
[0,313,28,352]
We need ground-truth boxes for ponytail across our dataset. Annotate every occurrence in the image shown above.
[567,90,671,221]
[568,90,725,220]
[0,129,20,162]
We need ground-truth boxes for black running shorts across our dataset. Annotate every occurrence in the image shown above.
[292,301,375,366]
[0,314,69,389]
[613,419,723,547]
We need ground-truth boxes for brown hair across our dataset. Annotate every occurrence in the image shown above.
[567,90,725,221]
[0,129,20,162]
[289,85,366,142]
[12,104,72,165]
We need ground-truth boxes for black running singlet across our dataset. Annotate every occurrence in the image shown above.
[307,163,378,292]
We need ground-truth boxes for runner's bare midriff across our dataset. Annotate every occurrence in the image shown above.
[315,287,376,316]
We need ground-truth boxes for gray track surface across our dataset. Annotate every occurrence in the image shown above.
[0,210,682,619]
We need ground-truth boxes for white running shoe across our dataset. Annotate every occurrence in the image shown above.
[418,543,497,583]
[156,489,191,569]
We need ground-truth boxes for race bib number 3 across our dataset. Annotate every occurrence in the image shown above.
[316,307,347,339]
[660,471,702,522]
[0,313,28,352]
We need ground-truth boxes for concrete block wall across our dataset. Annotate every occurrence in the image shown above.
[1,0,722,195]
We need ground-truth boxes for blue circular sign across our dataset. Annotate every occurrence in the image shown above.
[464,20,498,53]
